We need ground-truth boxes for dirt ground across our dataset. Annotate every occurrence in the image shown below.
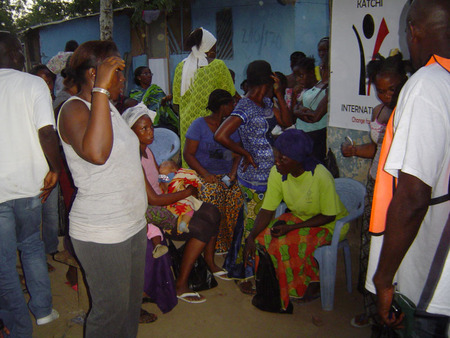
[28,221,372,338]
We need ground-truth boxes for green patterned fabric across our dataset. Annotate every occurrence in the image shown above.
[173,59,236,167]
[130,84,179,131]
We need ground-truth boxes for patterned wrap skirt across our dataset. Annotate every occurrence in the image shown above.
[198,175,244,253]
[256,212,332,310]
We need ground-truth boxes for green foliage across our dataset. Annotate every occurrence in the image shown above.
[15,0,70,30]
[0,0,26,32]
[12,0,179,32]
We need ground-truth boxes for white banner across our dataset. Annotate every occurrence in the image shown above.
[329,0,410,131]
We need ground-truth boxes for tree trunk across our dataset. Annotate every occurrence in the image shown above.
[99,0,113,41]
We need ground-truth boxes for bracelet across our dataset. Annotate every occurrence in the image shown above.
[92,87,110,98]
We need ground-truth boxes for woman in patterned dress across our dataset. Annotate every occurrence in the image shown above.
[215,60,292,292]
[244,129,348,311]
[172,27,236,167]
[184,89,244,254]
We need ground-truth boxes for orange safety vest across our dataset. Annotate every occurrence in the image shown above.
[369,54,450,234]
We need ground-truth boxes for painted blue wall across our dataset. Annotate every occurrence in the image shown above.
[169,0,330,94]
[38,14,131,64]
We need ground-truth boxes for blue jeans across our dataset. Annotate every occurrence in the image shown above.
[41,184,59,254]
[0,309,14,338]
[0,196,53,338]
[413,312,449,338]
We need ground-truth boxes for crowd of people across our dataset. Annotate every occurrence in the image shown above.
[1,0,449,336]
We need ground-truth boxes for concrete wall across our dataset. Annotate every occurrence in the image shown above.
[38,14,131,64]
[169,0,330,95]
[167,1,370,182]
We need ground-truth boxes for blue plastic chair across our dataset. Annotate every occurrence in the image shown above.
[148,127,180,165]
[313,177,366,311]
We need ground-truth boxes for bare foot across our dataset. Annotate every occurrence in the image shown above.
[237,280,256,295]
[208,264,224,274]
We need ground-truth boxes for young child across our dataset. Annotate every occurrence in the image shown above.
[158,160,203,234]
[122,103,168,258]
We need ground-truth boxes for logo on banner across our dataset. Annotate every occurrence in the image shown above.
[352,14,389,96]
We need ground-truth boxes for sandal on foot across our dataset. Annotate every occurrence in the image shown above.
[139,308,157,323]
[350,313,372,328]
[177,292,206,304]
[237,280,256,295]
[213,269,232,281]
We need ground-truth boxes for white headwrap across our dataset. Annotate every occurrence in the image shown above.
[180,28,217,96]
[122,102,157,128]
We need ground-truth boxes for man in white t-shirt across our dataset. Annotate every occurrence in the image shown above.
[366,0,450,336]
[0,32,61,336]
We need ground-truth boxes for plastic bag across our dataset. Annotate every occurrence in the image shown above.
[252,244,293,314]
[169,240,218,292]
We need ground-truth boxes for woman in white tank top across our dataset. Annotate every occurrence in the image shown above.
[58,41,148,337]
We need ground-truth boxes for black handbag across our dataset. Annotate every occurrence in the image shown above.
[324,148,339,178]
[168,240,218,292]
[252,244,293,314]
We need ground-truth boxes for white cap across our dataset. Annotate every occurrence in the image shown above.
[122,102,157,128]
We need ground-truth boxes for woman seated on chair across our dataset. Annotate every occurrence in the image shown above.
[184,89,244,254]
[243,129,348,311]
[122,104,225,305]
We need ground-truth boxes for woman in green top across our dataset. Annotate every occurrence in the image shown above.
[130,66,179,133]
[244,129,348,311]
[172,27,235,167]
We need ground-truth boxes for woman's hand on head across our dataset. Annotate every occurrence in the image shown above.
[94,56,125,90]
[271,73,282,96]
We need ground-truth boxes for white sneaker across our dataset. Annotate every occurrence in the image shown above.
[36,309,59,325]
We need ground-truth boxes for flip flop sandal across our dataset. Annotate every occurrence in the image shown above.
[177,292,206,304]
[350,313,373,328]
[213,269,232,281]
[139,308,157,323]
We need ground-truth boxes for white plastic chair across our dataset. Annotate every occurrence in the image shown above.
[313,177,366,311]
[148,127,180,165]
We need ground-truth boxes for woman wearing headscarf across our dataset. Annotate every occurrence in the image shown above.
[172,27,236,167]
[243,129,348,311]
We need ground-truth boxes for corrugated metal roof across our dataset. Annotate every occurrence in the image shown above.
[22,7,134,33]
